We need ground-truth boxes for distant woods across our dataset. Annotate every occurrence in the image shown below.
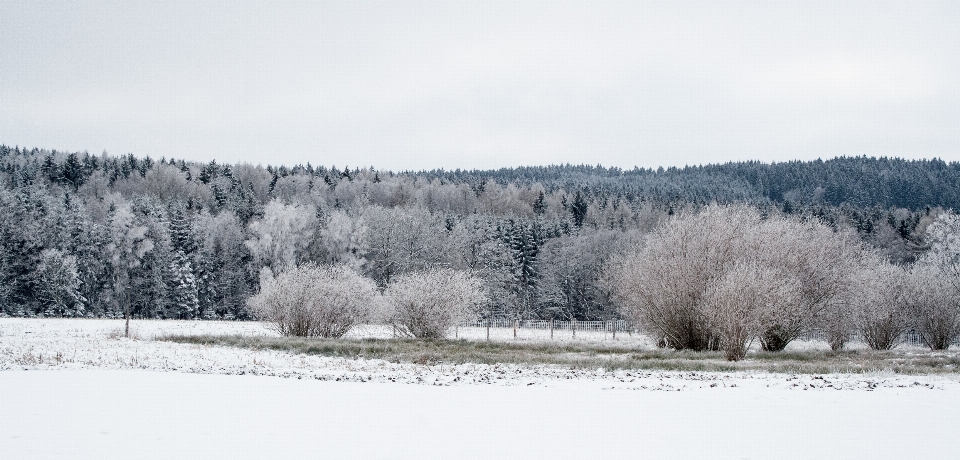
[0,145,957,324]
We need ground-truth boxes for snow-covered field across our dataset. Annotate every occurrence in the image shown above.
[2,318,959,459]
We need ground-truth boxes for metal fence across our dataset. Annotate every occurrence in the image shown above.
[465,320,959,348]
[464,319,633,332]
[800,330,960,349]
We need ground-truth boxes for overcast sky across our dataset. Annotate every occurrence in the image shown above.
[2,1,958,171]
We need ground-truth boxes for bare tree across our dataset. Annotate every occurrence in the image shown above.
[385,268,486,339]
[248,264,378,338]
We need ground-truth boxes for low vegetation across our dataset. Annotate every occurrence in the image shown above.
[607,205,960,360]
[159,334,960,375]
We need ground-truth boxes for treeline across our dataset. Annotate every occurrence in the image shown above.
[0,144,954,321]
[424,157,960,211]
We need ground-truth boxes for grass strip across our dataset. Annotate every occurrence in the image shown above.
[158,334,960,375]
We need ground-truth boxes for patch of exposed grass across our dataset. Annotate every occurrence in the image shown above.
[158,334,960,375]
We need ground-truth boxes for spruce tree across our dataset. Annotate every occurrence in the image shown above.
[170,251,199,319]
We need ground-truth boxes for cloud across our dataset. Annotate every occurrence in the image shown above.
[1,1,959,170]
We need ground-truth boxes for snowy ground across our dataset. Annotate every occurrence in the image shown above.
[2,318,960,459]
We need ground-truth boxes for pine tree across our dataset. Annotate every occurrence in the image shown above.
[168,208,197,255]
[170,251,199,319]
[533,191,546,215]
[570,191,588,227]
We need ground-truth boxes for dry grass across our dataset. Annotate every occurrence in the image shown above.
[158,334,960,375]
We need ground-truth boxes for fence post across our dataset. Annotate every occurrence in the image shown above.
[514,319,517,338]
[486,320,490,342]
[612,321,617,340]
[550,319,554,340]
[572,320,576,338]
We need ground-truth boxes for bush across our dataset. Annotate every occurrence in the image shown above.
[853,263,912,350]
[750,218,861,351]
[248,264,378,338]
[607,205,862,357]
[385,268,485,339]
[909,265,960,350]
[606,206,752,351]
[704,262,799,361]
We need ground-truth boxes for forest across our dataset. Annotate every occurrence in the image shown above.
[0,144,956,327]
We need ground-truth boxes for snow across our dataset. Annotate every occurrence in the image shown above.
[2,318,960,459]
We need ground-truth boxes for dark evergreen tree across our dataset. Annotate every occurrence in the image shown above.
[570,191,588,227]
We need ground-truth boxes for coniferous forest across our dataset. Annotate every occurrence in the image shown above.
[0,144,954,321]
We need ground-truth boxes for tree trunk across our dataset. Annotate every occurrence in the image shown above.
[124,294,130,338]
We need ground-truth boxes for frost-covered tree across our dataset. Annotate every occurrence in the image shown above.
[248,264,378,338]
[446,215,515,318]
[385,268,486,339]
[538,230,641,321]
[317,209,367,270]
[106,203,154,336]
[33,249,84,317]
[195,211,253,319]
[245,199,318,278]
[362,206,448,286]
[7,145,960,325]
[923,211,960,293]
[170,251,200,319]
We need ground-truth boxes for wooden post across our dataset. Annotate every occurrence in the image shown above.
[550,319,554,340]
[486,320,490,342]
[513,319,517,338]
[612,321,617,340]
[572,320,576,338]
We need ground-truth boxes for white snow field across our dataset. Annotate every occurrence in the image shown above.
[2,318,960,459]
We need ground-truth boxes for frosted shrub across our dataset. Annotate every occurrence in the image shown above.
[853,263,912,350]
[607,205,861,357]
[821,254,881,351]
[751,220,860,352]
[248,264,378,338]
[606,206,754,351]
[913,214,960,350]
[908,265,960,350]
[704,263,799,361]
[385,268,485,339]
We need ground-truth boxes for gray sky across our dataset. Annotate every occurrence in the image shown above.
[2,1,959,171]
